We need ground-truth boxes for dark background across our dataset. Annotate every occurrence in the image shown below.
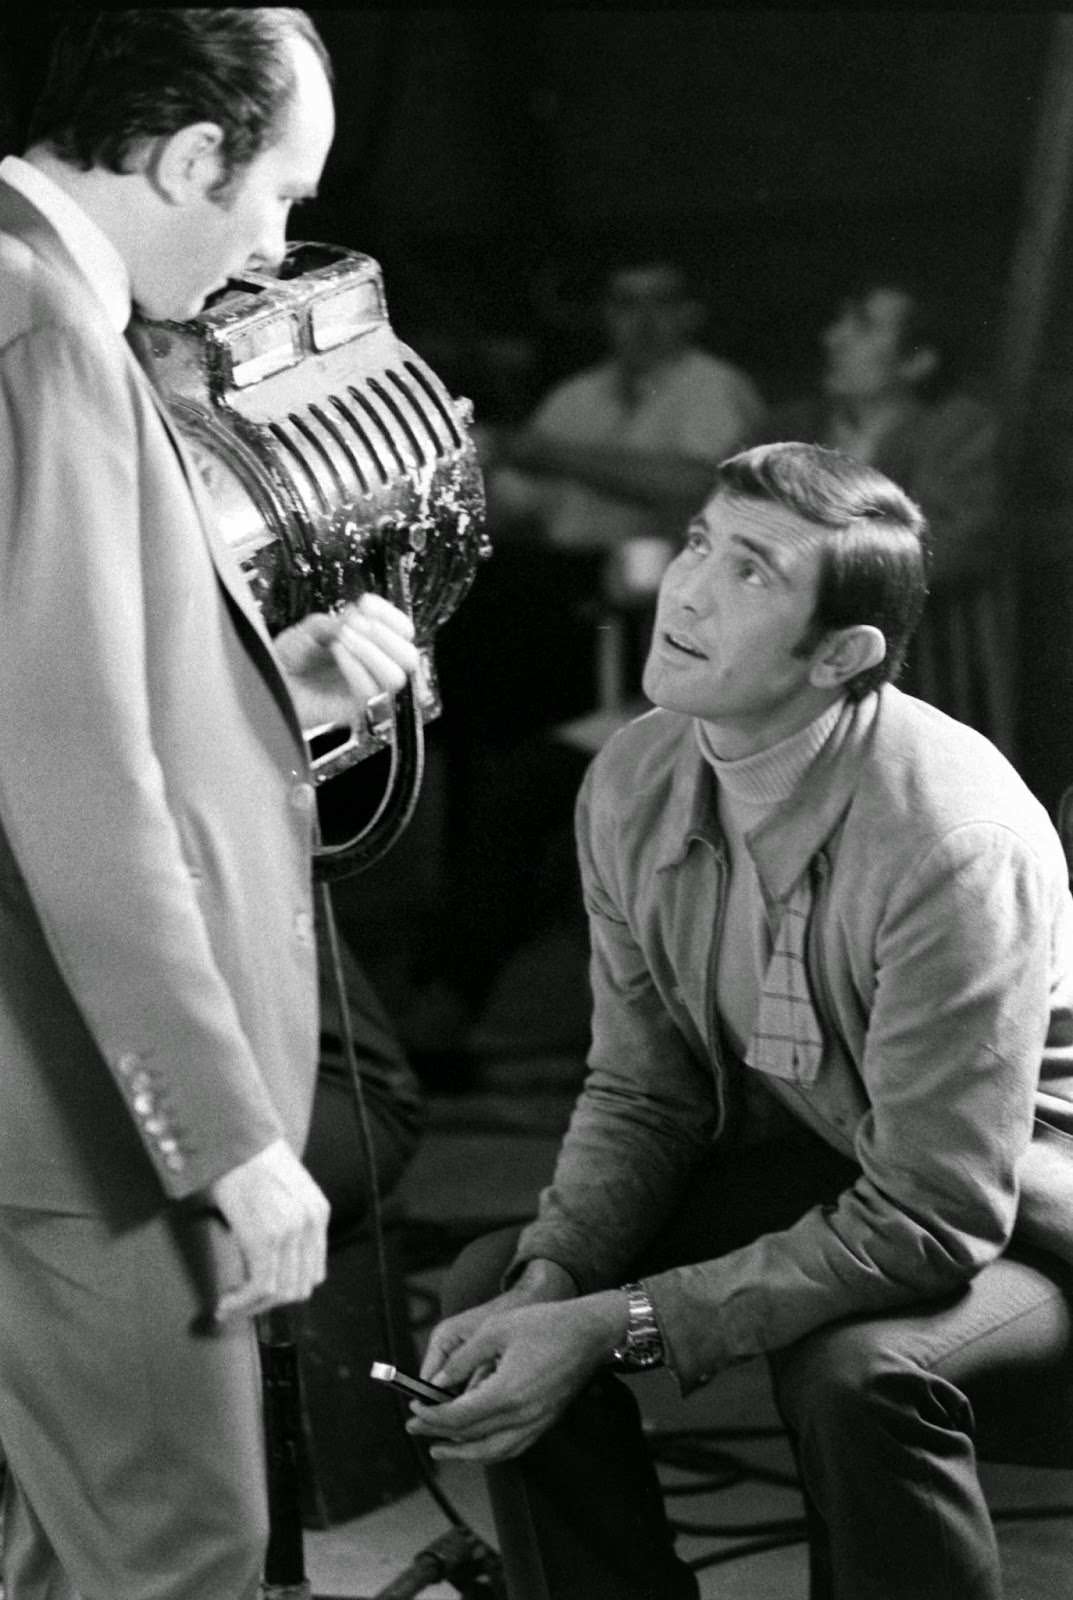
[0,10,1048,400]
[305,9,1047,407]
[1,8,1067,795]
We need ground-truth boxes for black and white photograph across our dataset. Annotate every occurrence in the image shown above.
[0,9,1071,1598]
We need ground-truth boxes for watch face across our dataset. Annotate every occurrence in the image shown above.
[612,1334,664,1372]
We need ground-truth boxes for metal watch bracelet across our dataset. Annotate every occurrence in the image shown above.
[610,1280,665,1372]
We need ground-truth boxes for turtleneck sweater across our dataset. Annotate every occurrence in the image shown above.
[695,698,844,1061]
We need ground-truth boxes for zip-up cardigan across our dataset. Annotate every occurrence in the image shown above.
[510,687,1073,1391]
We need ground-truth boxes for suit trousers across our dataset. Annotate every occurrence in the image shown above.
[441,1129,1073,1600]
[0,1203,267,1600]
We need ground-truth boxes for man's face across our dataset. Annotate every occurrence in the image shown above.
[603,266,695,374]
[820,287,915,403]
[642,493,831,751]
[153,37,334,319]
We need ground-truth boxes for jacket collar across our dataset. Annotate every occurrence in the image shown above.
[0,157,130,331]
[656,690,882,901]
[0,175,108,324]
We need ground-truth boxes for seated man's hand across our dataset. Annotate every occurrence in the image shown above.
[419,1255,578,1386]
[273,592,419,734]
[207,1138,330,1325]
[407,1291,624,1464]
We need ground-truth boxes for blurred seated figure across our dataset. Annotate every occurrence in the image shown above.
[486,254,766,707]
[490,256,765,552]
[443,254,767,730]
[757,280,1013,750]
[304,900,424,1241]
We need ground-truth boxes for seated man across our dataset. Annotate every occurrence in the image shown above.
[407,442,1073,1600]
[757,280,1011,749]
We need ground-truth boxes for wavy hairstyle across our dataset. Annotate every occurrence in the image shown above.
[716,441,929,698]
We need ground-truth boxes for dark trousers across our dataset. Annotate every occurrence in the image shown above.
[442,1130,1073,1600]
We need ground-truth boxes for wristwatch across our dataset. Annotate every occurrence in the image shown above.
[610,1281,665,1372]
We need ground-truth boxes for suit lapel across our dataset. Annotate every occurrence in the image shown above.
[0,177,308,756]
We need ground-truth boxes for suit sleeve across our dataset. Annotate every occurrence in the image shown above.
[0,320,285,1198]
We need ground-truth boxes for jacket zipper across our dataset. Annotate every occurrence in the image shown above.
[804,850,861,1154]
[701,841,730,1141]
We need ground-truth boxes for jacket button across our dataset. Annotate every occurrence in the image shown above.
[291,781,315,813]
[116,1052,140,1078]
[294,909,314,945]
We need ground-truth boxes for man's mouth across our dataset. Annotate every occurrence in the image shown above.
[663,629,707,660]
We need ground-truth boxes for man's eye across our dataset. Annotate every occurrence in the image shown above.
[737,560,765,585]
[685,531,707,553]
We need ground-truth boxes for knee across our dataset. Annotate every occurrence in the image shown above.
[439,1226,525,1318]
[772,1325,971,1453]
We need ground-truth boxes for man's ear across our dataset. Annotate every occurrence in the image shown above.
[809,625,886,689]
[899,345,939,388]
[147,122,226,205]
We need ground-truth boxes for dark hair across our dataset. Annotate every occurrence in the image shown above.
[716,442,928,698]
[841,276,964,399]
[27,9,331,194]
[603,256,695,305]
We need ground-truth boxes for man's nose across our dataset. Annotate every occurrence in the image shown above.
[247,223,289,279]
[671,563,714,617]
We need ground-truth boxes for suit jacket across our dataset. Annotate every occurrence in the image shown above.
[0,178,320,1219]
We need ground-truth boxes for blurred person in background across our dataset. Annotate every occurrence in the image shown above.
[488,256,765,561]
[757,279,1012,750]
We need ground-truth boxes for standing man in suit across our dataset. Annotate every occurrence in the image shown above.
[0,11,419,1598]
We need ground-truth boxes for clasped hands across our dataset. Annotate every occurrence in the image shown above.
[406,1279,628,1463]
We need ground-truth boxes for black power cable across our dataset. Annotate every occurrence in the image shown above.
[305,880,506,1600]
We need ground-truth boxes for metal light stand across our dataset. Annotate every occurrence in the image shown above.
[258,1287,504,1600]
